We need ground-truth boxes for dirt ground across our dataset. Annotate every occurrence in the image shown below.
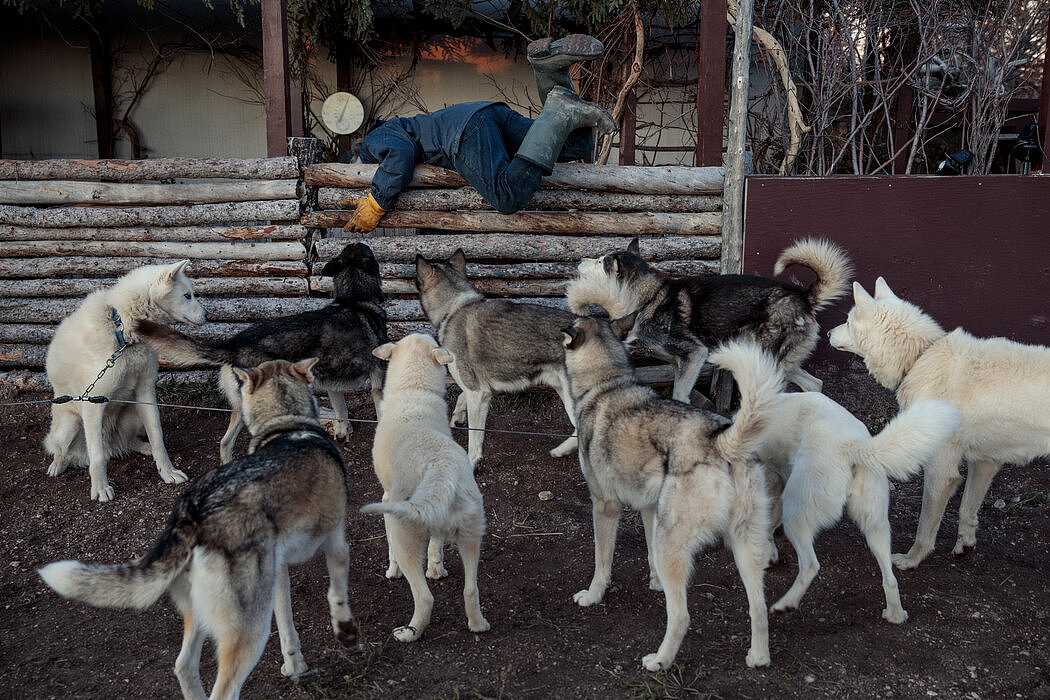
[1,360,1048,699]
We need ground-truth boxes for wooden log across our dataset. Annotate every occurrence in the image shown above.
[0,240,305,261]
[0,277,309,299]
[0,179,299,206]
[306,163,725,194]
[0,157,299,182]
[0,257,308,278]
[317,187,723,213]
[0,343,47,368]
[0,224,308,242]
[316,259,721,280]
[314,234,721,263]
[302,210,721,235]
[0,200,301,228]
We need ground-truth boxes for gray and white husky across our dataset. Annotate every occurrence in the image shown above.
[566,237,853,402]
[136,241,387,462]
[830,277,1050,570]
[562,315,781,671]
[44,260,207,502]
[415,249,578,467]
[39,358,362,700]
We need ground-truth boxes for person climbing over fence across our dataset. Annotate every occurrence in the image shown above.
[344,34,617,232]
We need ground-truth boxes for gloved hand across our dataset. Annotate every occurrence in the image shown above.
[343,192,386,233]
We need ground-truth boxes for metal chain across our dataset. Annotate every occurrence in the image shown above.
[52,308,129,404]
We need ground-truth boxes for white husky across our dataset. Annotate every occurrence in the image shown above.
[830,277,1050,569]
[44,261,207,501]
[362,333,490,642]
[758,392,959,622]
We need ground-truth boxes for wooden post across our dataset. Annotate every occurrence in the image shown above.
[695,0,727,167]
[88,28,115,159]
[262,0,292,157]
[891,34,918,174]
[1037,13,1050,172]
[722,0,753,275]
[288,136,325,263]
[335,41,353,159]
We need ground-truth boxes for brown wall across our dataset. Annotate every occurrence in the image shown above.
[743,175,1050,367]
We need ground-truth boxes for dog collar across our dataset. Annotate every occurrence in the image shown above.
[110,307,128,351]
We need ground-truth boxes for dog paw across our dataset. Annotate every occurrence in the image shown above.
[393,625,422,642]
[770,597,799,614]
[746,649,771,668]
[468,617,491,633]
[882,607,908,624]
[891,552,921,570]
[385,563,403,579]
[549,436,578,458]
[642,654,668,672]
[648,574,663,592]
[161,468,189,484]
[46,460,68,477]
[280,654,308,678]
[91,484,115,502]
[335,618,363,650]
[952,538,975,556]
[426,563,449,580]
[573,588,604,607]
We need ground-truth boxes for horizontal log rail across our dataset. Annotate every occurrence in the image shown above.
[1,224,308,242]
[0,179,298,206]
[0,157,299,182]
[0,200,301,228]
[0,277,309,299]
[0,257,309,279]
[0,240,305,261]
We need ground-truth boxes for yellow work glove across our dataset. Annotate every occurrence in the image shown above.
[343,192,386,233]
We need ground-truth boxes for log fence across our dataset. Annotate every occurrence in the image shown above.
[0,145,727,390]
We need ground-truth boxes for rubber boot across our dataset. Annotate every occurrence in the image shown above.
[528,34,604,104]
[514,87,616,175]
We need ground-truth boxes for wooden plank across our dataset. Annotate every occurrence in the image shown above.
[0,179,298,206]
[311,259,720,280]
[314,234,721,263]
[317,187,723,213]
[0,200,301,228]
[722,0,754,275]
[303,210,722,235]
[0,240,305,260]
[0,277,308,299]
[0,224,308,242]
[315,277,571,297]
[0,257,308,278]
[307,162,726,194]
[696,0,728,167]
[262,0,292,156]
[0,157,299,181]
[0,344,46,368]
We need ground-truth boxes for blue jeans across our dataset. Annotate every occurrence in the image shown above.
[452,104,593,215]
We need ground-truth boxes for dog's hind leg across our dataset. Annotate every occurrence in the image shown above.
[450,392,467,427]
[370,365,385,421]
[457,533,490,633]
[322,528,362,650]
[641,518,695,672]
[273,565,308,678]
[327,390,352,440]
[44,408,81,477]
[673,348,708,403]
[134,379,188,485]
[426,537,448,579]
[174,610,208,700]
[549,375,579,458]
[464,389,493,469]
[847,473,907,623]
[640,506,662,591]
[893,447,963,570]
[787,367,822,393]
[770,516,820,614]
[389,520,434,642]
[729,527,772,668]
[953,458,1002,556]
[209,615,270,700]
[573,495,621,607]
[81,402,115,502]
[381,492,402,579]
[219,410,244,464]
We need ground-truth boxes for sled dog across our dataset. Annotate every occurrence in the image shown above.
[136,242,387,461]
[758,391,960,621]
[362,333,490,642]
[44,260,206,501]
[415,249,578,467]
[563,315,780,671]
[39,358,362,700]
[566,237,852,401]
[830,277,1050,569]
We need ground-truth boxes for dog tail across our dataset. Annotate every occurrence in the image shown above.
[360,463,458,530]
[709,340,785,463]
[38,509,195,610]
[134,319,232,366]
[565,268,629,318]
[774,238,854,312]
[851,400,961,481]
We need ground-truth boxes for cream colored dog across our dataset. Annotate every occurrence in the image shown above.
[362,334,490,642]
[830,278,1050,569]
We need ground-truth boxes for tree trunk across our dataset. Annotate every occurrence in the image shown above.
[0,157,299,181]
[0,200,301,227]
[0,180,298,206]
[317,188,722,213]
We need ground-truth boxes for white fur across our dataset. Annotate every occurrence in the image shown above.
[830,277,1050,569]
[757,393,960,622]
[43,261,206,501]
[364,334,490,642]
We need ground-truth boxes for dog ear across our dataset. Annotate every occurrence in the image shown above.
[610,311,638,340]
[165,259,190,281]
[431,347,454,365]
[450,249,467,275]
[415,254,435,280]
[562,325,584,350]
[232,366,256,394]
[627,237,640,256]
[852,281,875,317]
[873,277,897,301]
[290,357,319,383]
[372,343,396,361]
[320,256,343,278]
